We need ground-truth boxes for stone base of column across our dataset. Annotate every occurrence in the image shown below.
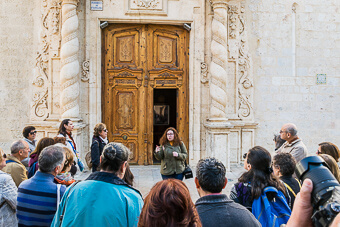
[204,119,234,171]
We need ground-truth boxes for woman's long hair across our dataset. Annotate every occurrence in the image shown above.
[159,127,181,146]
[138,179,201,227]
[319,142,340,162]
[30,137,56,158]
[239,146,286,200]
[58,119,71,137]
[319,154,340,183]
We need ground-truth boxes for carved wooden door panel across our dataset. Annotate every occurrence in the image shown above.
[103,24,189,165]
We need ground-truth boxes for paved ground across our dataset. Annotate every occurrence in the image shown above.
[75,164,245,203]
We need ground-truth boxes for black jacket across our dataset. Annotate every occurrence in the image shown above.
[195,194,261,227]
[280,175,301,209]
[91,136,107,172]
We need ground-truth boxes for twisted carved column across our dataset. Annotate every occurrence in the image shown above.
[209,0,228,120]
[60,0,80,119]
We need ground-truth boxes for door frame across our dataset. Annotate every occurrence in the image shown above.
[101,23,190,165]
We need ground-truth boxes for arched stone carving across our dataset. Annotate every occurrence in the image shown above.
[209,0,228,120]
[60,0,80,119]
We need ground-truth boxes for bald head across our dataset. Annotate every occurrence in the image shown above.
[282,123,298,136]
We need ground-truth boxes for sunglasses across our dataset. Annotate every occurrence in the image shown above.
[2,153,6,159]
[103,129,108,132]
[29,131,37,135]
[243,153,247,159]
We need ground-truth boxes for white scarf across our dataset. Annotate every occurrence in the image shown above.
[99,136,108,144]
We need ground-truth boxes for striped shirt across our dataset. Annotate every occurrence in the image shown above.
[17,171,66,227]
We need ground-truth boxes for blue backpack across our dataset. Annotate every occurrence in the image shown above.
[27,162,38,179]
[252,186,291,227]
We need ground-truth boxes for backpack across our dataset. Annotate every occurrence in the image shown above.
[27,161,38,178]
[252,186,291,227]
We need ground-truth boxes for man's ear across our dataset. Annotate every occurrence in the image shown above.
[222,177,228,189]
[194,177,200,189]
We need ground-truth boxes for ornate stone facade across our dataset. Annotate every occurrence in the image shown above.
[1,0,339,167]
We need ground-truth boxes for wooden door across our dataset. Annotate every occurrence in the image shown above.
[102,24,189,165]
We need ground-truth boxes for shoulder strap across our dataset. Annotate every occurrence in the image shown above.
[295,178,302,189]
[59,181,80,227]
[6,160,16,164]
[283,182,297,197]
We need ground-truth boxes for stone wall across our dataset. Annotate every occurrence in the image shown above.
[0,0,38,152]
[247,0,340,154]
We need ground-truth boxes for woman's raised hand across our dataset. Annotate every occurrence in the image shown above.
[155,145,161,153]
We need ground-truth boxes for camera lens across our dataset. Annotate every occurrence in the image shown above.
[296,156,339,207]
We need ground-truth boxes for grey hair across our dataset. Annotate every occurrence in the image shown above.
[10,140,26,154]
[99,142,130,173]
[38,145,65,173]
[196,157,226,193]
[286,125,298,136]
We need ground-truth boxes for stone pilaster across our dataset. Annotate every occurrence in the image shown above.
[60,0,80,120]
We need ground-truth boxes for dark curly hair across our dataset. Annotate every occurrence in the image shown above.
[238,146,286,200]
[138,179,201,227]
[273,153,296,176]
[159,127,181,146]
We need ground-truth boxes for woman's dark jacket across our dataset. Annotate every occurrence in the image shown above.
[91,136,107,172]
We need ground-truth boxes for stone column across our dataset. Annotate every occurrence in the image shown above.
[205,0,232,171]
[60,0,80,120]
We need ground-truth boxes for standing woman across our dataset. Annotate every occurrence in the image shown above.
[57,119,80,175]
[91,123,109,172]
[154,127,187,181]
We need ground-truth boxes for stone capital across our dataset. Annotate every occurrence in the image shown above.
[210,0,228,10]
[62,0,79,6]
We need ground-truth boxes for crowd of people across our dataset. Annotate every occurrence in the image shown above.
[0,121,339,226]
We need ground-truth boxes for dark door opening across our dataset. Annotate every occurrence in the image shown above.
[153,89,177,163]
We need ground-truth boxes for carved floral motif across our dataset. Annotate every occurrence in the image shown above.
[81,60,90,82]
[201,62,209,84]
[228,5,238,39]
[117,93,134,128]
[133,0,160,8]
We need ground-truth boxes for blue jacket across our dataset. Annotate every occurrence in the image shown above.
[51,171,144,227]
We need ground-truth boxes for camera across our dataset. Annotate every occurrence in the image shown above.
[296,156,340,227]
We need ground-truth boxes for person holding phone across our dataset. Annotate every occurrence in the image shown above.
[154,127,187,181]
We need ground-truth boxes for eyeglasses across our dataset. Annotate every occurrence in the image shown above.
[243,153,247,159]
[103,129,108,132]
[29,131,37,135]
[317,150,322,155]
[2,153,6,159]
[279,130,287,134]
[167,133,174,136]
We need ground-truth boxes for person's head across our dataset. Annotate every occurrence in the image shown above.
[318,142,340,162]
[0,147,7,170]
[195,157,227,196]
[240,146,286,199]
[159,127,181,146]
[279,123,298,143]
[272,153,296,177]
[123,163,134,186]
[38,145,65,176]
[54,145,74,173]
[99,142,130,179]
[10,140,30,161]
[319,154,340,183]
[30,137,56,158]
[273,134,286,151]
[93,123,108,139]
[58,119,74,136]
[54,136,66,145]
[138,179,201,227]
[23,126,36,141]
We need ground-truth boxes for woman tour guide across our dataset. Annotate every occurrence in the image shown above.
[154,127,188,180]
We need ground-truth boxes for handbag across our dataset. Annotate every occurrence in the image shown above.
[183,160,193,179]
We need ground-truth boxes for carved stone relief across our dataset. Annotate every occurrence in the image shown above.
[228,4,239,60]
[81,60,90,82]
[133,0,160,8]
[31,0,62,121]
[127,0,167,15]
[201,62,209,84]
[237,2,253,119]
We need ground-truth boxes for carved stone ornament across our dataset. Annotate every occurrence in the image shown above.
[133,0,160,8]
[201,62,209,84]
[237,2,254,119]
[81,60,90,82]
[228,5,238,39]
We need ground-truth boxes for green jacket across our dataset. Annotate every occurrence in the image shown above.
[154,142,188,175]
